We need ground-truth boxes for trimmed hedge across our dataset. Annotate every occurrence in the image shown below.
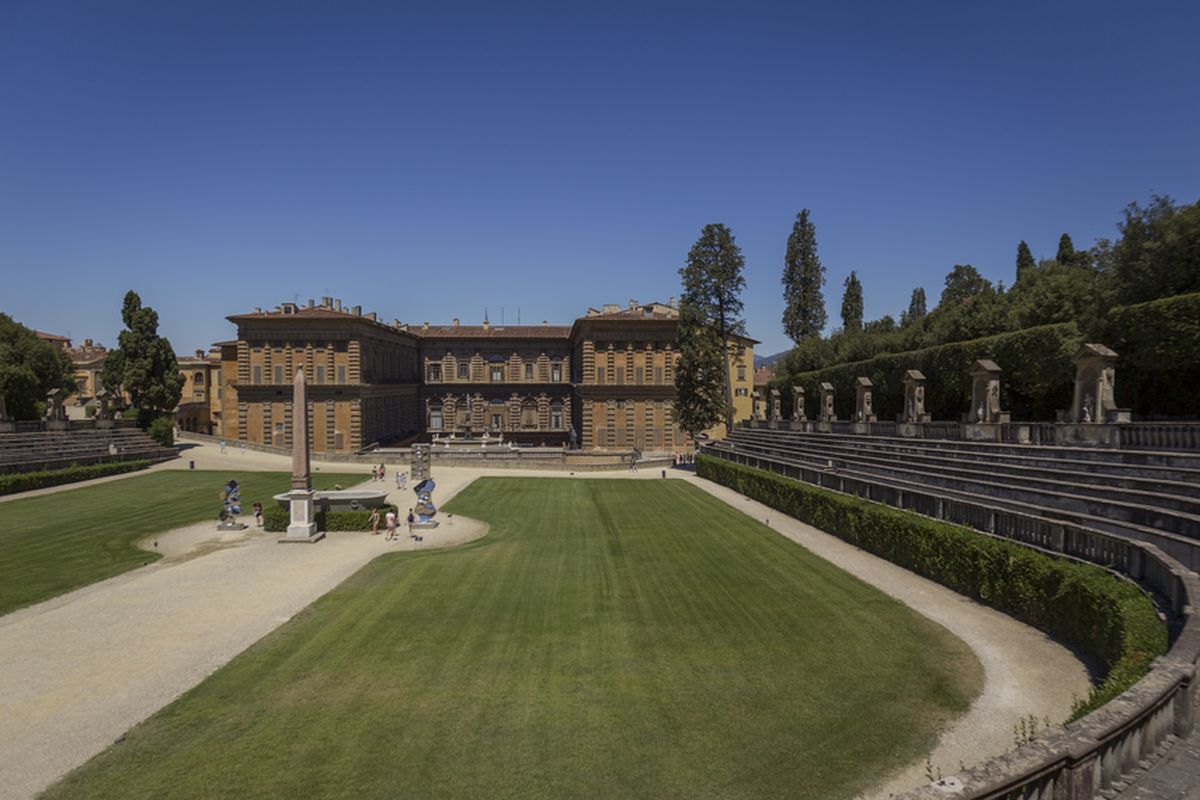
[1094,292,1200,419]
[0,460,153,496]
[696,455,1167,720]
[263,504,400,533]
[782,323,1082,422]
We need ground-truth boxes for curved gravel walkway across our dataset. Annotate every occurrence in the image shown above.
[0,445,1090,799]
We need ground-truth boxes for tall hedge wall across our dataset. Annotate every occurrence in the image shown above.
[777,291,1200,421]
[696,455,1167,720]
[782,323,1083,422]
[1094,292,1200,419]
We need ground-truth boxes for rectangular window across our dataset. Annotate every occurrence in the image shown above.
[616,367,625,384]
[458,362,469,379]
[654,366,663,384]
[491,365,503,382]
[274,365,284,383]
[337,365,346,384]
[429,363,443,382]
[253,365,262,384]
[551,363,562,382]
[596,367,606,384]
[430,410,443,430]
[737,365,747,381]
[491,413,501,428]
[524,363,533,380]
[635,367,643,385]
[316,365,325,384]
[551,409,563,428]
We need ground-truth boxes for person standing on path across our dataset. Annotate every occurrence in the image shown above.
[253,501,263,527]
[385,509,398,541]
[371,465,379,482]
[406,508,415,538]
[369,508,381,536]
[379,463,386,482]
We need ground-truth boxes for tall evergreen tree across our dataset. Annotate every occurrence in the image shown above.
[1056,233,1077,266]
[781,209,827,344]
[676,223,747,435]
[840,271,863,332]
[101,290,184,413]
[900,287,927,326]
[1016,240,1036,281]
[672,301,726,436]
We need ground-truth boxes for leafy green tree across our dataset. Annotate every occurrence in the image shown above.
[1016,240,1036,282]
[0,314,75,420]
[900,287,927,327]
[1097,195,1200,305]
[672,301,727,436]
[781,209,827,344]
[939,264,992,307]
[102,291,184,413]
[1056,233,1077,266]
[840,271,863,333]
[677,223,747,434]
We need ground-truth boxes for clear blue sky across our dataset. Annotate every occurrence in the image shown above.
[2,1,1198,358]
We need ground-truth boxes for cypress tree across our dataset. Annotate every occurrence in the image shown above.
[1056,233,1077,266]
[901,287,927,326]
[677,224,747,435]
[1016,240,1036,281]
[781,209,827,344]
[840,271,864,333]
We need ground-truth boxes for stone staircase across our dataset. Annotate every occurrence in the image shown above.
[0,429,178,474]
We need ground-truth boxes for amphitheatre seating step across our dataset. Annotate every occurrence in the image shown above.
[732,428,1200,482]
[0,428,177,474]
[705,441,1200,572]
[728,429,1200,507]
[717,437,1200,540]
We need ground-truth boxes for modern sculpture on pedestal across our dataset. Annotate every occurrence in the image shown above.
[282,367,323,543]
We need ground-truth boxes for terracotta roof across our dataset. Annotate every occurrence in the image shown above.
[415,325,572,339]
[753,365,774,386]
[35,330,71,342]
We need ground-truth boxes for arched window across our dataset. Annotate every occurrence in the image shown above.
[194,371,205,385]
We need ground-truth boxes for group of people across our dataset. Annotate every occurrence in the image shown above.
[369,463,408,489]
[671,451,695,466]
[368,506,418,542]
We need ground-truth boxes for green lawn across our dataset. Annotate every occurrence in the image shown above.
[0,470,361,616]
[43,478,981,800]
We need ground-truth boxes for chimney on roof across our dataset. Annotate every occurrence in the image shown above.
[308,298,315,308]
[195,349,204,358]
[543,320,548,326]
[335,298,342,311]
[321,296,332,308]
[254,307,262,314]
[629,299,637,310]
[669,296,677,309]
[482,318,490,332]
[422,321,429,332]
[352,305,362,316]
[452,318,459,329]
[366,311,376,321]
[84,338,93,348]
[393,319,403,327]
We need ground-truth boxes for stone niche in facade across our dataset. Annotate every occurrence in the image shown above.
[963,359,1009,441]
[791,385,807,423]
[768,388,781,426]
[900,369,931,423]
[853,377,876,423]
[818,382,837,422]
[1069,343,1130,424]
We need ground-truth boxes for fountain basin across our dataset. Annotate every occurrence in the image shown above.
[272,489,389,512]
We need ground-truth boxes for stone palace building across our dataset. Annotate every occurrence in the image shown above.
[215,297,756,454]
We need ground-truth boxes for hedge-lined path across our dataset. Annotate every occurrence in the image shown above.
[679,470,1092,799]
[0,442,1089,799]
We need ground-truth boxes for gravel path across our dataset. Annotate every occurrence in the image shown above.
[0,445,1091,799]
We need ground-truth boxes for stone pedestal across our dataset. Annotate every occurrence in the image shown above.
[967,359,1008,424]
[851,422,872,435]
[963,422,1003,442]
[1068,344,1130,424]
[282,489,324,543]
[0,421,13,433]
[46,419,69,431]
[1054,423,1120,447]
[897,422,923,438]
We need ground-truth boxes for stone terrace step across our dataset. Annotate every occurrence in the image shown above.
[720,435,1200,540]
[730,429,1200,503]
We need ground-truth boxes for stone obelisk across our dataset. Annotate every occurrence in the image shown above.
[282,367,323,542]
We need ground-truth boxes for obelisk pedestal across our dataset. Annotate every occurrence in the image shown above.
[281,367,323,543]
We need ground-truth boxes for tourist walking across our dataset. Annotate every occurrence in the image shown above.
[371,465,379,482]
[252,501,263,528]
[379,463,386,482]
[219,439,227,454]
[406,508,415,538]
[394,471,402,489]
[369,507,381,536]
[384,508,398,541]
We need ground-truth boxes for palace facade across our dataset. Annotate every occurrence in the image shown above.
[216,297,755,453]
